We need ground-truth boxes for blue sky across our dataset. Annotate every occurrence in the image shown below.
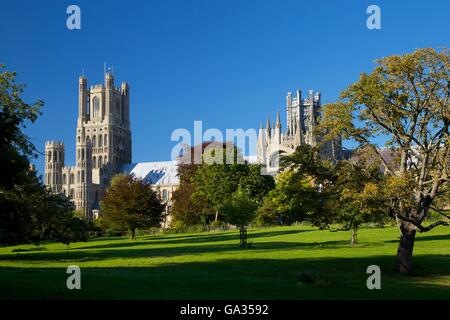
[1,0,449,176]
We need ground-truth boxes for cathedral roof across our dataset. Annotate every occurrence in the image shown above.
[120,155,258,186]
[120,161,180,186]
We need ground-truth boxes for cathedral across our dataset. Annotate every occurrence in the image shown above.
[44,72,177,225]
[44,73,340,223]
[256,89,342,172]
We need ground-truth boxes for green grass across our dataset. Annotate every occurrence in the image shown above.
[0,225,449,299]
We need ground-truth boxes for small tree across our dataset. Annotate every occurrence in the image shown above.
[323,161,388,245]
[256,169,317,226]
[100,174,165,239]
[222,190,258,248]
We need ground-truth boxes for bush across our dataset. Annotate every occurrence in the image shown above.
[105,229,129,238]
[209,220,223,228]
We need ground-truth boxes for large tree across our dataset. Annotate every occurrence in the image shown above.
[192,142,250,222]
[0,64,42,188]
[171,142,217,227]
[0,64,88,245]
[319,48,449,273]
[100,174,165,239]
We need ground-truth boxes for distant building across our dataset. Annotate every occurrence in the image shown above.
[256,89,342,170]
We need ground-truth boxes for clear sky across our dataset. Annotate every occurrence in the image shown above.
[1,0,449,176]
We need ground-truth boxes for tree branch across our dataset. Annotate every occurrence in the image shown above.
[395,213,449,232]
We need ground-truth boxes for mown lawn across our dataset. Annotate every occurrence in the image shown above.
[0,225,449,299]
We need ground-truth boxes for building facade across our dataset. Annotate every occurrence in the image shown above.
[44,73,177,219]
[256,89,342,171]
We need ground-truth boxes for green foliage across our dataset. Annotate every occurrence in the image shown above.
[278,144,388,244]
[222,190,258,229]
[171,142,217,227]
[193,162,248,218]
[0,65,43,173]
[0,170,89,245]
[256,169,318,226]
[31,191,89,245]
[238,164,275,203]
[100,174,165,239]
[321,161,388,229]
[0,65,87,245]
[171,179,212,227]
[173,142,275,227]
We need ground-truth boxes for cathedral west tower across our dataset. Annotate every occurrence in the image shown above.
[45,71,132,217]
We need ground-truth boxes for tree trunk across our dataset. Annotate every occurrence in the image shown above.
[239,226,247,248]
[396,222,416,274]
[129,228,136,240]
[214,210,219,222]
[350,226,358,246]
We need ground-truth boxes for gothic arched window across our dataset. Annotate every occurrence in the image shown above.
[98,134,103,147]
[70,173,75,184]
[93,96,100,117]
[92,135,97,147]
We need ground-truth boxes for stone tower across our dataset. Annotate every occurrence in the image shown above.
[257,88,341,172]
[45,141,65,193]
[45,71,132,218]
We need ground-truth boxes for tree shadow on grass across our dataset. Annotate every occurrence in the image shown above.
[0,238,361,263]
[79,229,313,250]
[0,254,449,300]
[384,233,450,244]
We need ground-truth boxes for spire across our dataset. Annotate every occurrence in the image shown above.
[258,122,263,138]
[276,110,281,128]
[266,115,271,139]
